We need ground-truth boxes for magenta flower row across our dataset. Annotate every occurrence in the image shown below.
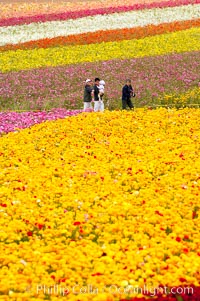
[0,109,82,134]
[0,0,199,27]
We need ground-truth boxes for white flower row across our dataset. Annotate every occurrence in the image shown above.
[0,4,200,46]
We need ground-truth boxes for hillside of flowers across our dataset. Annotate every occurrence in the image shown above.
[0,109,200,301]
[0,0,200,300]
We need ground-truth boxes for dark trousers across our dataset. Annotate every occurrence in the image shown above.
[122,98,134,110]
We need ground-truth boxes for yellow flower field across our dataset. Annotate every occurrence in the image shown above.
[1,27,200,73]
[0,109,200,300]
[158,87,200,107]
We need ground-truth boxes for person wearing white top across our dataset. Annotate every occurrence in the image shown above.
[98,79,105,112]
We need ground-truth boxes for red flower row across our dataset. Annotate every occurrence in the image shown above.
[0,0,199,27]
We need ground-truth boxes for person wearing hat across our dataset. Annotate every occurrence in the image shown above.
[122,79,135,110]
[83,79,94,111]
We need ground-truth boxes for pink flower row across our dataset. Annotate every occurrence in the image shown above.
[0,109,82,135]
[0,0,199,27]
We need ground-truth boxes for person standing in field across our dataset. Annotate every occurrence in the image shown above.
[83,79,94,111]
[93,78,105,112]
[122,79,135,110]
[98,79,105,112]
[93,77,101,112]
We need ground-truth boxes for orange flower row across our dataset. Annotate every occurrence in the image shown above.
[1,19,199,52]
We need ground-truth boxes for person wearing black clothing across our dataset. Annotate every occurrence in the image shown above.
[94,78,100,101]
[83,79,94,111]
[93,77,101,112]
[122,79,135,110]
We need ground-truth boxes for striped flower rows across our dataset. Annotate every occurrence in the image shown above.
[0,0,199,27]
[1,4,200,47]
[0,19,200,52]
[1,27,200,73]
[1,3,200,47]
[0,1,200,300]
[1,0,199,20]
